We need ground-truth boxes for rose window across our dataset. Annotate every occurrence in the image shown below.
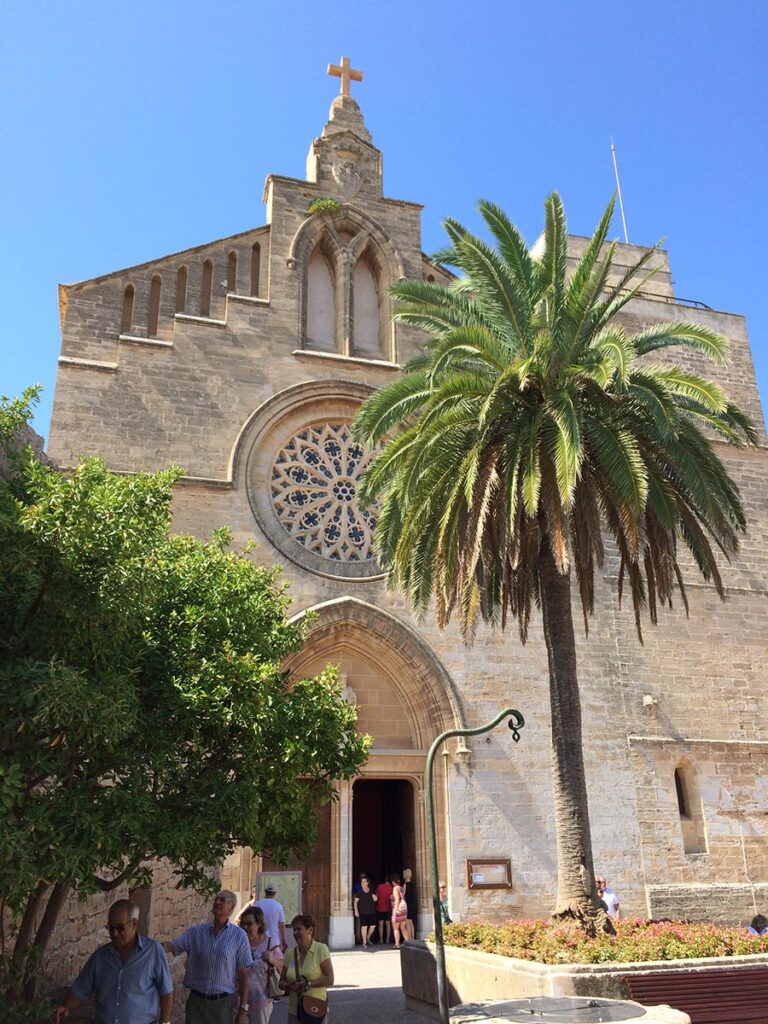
[270,423,378,562]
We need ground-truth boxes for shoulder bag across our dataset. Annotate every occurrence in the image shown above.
[265,941,282,1000]
[293,946,328,1023]
[397,882,408,916]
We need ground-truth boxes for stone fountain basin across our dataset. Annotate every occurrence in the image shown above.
[450,995,689,1023]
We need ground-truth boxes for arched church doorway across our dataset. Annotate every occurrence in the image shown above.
[352,778,416,891]
[228,598,467,948]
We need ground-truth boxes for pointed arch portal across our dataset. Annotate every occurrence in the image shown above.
[265,597,467,947]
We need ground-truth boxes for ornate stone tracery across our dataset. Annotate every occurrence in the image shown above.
[270,422,378,562]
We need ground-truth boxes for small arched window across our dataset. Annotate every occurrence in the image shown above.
[674,762,707,855]
[250,243,261,298]
[147,275,162,337]
[674,768,689,818]
[227,251,237,293]
[306,249,335,349]
[175,266,188,313]
[200,259,213,318]
[121,284,135,334]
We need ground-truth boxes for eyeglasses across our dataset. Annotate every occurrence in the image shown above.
[107,922,134,933]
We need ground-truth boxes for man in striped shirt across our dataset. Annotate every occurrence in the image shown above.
[164,890,252,1024]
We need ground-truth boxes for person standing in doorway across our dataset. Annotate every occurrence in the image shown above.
[353,875,377,949]
[402,867,417,941]
[253,884,288,952]
[351,871,367,946]
[55,899,173,1024]
[375,875,393,946]
[390,874,408,950]
[164,890,252,1024]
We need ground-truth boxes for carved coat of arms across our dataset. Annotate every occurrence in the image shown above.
[332,144,365,197]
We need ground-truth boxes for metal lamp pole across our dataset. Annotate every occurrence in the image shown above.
[425,707,525,1024]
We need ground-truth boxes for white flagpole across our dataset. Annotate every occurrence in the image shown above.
[610,137,630,244]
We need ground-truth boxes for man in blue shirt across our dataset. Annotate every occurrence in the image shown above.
[55,899,173,1024]
[164,890,252,1024]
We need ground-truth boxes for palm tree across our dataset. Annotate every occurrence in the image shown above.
[353,194,757,930]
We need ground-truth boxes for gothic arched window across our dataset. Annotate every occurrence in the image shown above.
[352,258,380,355]
[176,266,188,313]
[227,251,237,293]
[147,275,162,337]
[200,259,213,318]
[306,249,336,349]
[121,284,134,334]
[251,243,261,297]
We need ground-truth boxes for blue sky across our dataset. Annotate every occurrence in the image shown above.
[1,0,766,439]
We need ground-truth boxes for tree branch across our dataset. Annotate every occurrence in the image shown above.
[94,855,147,892]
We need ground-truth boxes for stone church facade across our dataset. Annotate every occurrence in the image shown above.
[48,78,768,951]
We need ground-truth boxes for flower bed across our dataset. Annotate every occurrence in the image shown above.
[438,919,768,964]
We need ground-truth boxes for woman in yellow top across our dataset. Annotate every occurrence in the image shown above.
[278,914,334,1023]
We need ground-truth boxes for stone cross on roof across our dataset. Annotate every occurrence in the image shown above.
[327,55,363,97]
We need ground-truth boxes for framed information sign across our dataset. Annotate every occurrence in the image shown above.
[255,870,302,921]
[466,858,512,890]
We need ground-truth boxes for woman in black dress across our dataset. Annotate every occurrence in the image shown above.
[353,875,377,949]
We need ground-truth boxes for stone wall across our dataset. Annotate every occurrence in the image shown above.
[0,422,45,480]
[41,862,210,1015]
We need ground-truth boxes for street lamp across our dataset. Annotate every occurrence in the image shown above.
[425,707,525,1024]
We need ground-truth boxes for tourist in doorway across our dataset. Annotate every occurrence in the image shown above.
[353,874,377,949]
[390,873,408,949]
[251,883,288,952]
[596,876,621,920]
[163,890,252,1024]
[279,914,333,1023]
[351,870,367,946]
[375,875,393,945]
[55,898,173,1024]
[402,867,417,941]
[238,906,283,1024]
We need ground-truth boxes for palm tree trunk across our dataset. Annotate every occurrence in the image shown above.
[539,538,606,933]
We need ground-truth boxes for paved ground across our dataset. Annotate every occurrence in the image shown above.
[269,945,435,1023]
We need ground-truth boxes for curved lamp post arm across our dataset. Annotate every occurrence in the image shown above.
[425,707,525,1024]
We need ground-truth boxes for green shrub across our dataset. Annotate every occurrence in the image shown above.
[306,197,342,216]
[436,919,768,964]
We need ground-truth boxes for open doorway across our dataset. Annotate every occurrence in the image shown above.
[352,778,416,943]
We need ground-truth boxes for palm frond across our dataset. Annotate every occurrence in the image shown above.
[351,191,756,651]
[477,199,539,299]
[632,321,730,364]
[544,390,583,505]
[352,370,431,444]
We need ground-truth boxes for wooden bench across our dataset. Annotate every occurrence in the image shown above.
[623,966,768,1023]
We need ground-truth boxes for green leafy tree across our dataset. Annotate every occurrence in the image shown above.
[354,195,757,930]
[0,390,369,1003]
